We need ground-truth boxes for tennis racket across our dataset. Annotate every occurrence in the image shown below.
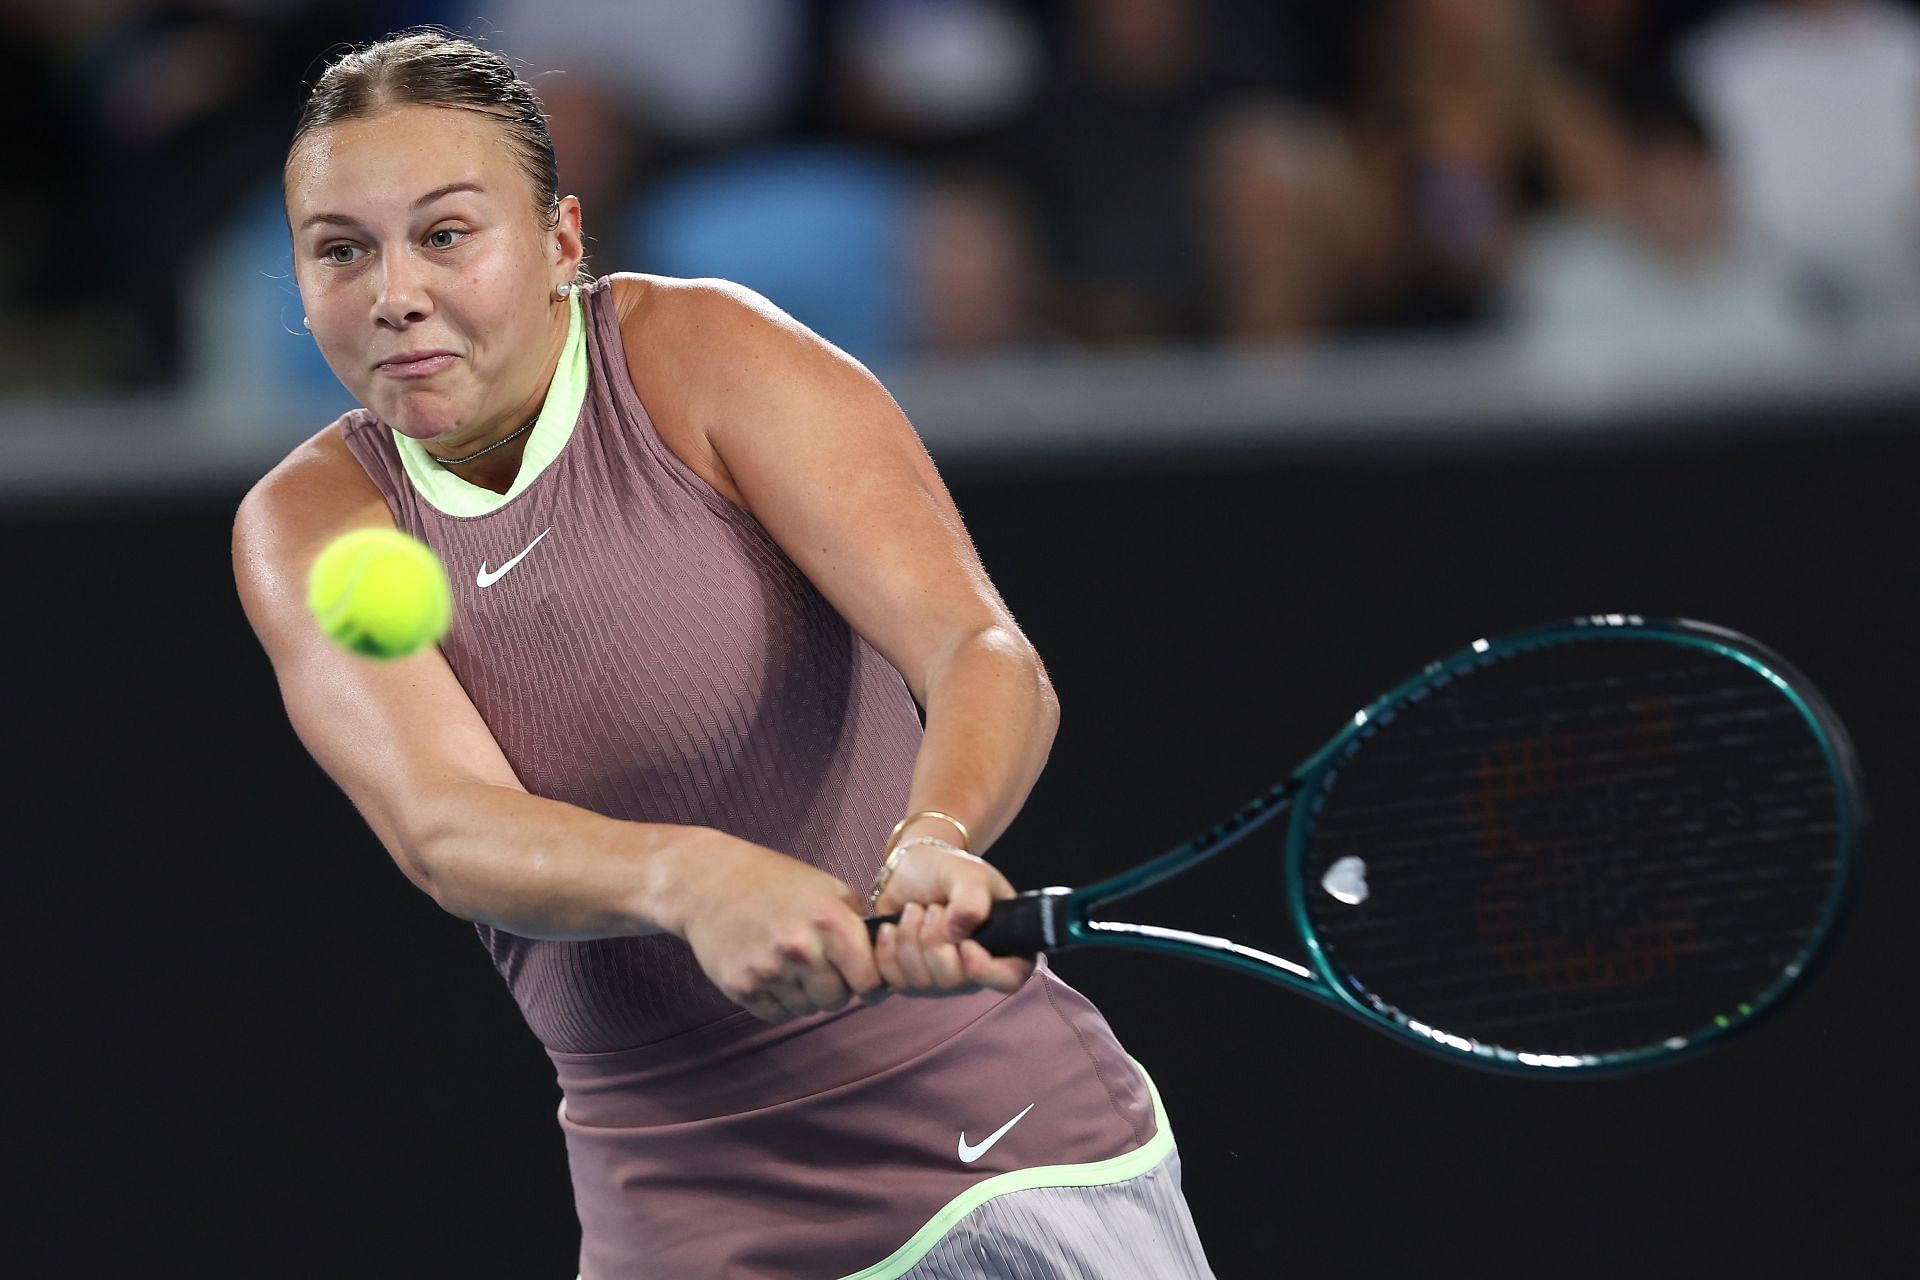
[869,616,1863,1074]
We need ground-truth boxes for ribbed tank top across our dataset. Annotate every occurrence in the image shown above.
[337,276,926,1052]
[335,279,1167,1278]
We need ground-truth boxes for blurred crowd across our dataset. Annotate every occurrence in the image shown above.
[4,0,1920,394]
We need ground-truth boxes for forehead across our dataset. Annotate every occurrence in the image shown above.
[287,104,524,214]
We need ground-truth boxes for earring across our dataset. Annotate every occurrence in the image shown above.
[554,282,572,300]
[302,316,312,332]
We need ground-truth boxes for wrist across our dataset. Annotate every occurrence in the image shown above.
[637,824,725,938]
[887,809,972,853]
[867,834,966,910]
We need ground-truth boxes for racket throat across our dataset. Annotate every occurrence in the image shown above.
[1081,920,1318,984]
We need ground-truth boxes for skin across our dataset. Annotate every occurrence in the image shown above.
[285,104,575,466]
[245,103,1052,1023]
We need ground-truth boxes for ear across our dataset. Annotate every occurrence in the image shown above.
[553,194,586,283]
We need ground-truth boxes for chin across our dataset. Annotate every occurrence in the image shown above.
[387,422,447,442]
[378,397,463,441]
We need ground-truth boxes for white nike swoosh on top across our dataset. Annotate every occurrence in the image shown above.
[476,527,553,588]
[957,1102,1035,1164]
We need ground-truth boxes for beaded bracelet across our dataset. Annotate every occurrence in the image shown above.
[866,835,965,911]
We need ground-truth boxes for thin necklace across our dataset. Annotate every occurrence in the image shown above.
[436,416,536,467]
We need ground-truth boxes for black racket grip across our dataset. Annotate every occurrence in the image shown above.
[864,887,1073,958]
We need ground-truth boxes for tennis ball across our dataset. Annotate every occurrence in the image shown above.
[306,528,453,660]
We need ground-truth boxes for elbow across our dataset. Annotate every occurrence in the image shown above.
[407,846,461,919]
[395,829,464,918]
[1001,626,1061,759]
[410,840,494,927]
[1035,660,1062,754]
[931,623,1061,753]
[388,786,475,921]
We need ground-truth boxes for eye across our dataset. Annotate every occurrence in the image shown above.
[428,227,468,250]
[322,243,362,265]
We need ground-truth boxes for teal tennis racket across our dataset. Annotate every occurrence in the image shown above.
[871,617,1863,1074]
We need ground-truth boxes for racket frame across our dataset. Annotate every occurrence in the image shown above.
[1046,615,1863,1074]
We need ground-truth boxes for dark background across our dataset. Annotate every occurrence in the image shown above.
[10,407,1914,1277]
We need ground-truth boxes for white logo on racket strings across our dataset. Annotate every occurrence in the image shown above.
[476,527,553,587]
[958,1103,1035,1164]
[1322,856,1370,906]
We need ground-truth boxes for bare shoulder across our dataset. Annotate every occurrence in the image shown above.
[608,271,804,343]
[232,423,392,619]
[242,422,386,523]
[606,274,854,511]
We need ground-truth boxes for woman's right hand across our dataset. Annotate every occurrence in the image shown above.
[662,829,884,1023]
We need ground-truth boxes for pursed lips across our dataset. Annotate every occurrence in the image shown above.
[376,350,459,377]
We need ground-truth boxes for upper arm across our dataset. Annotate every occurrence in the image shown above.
[231,435,523,895]
[624,278,1034,703]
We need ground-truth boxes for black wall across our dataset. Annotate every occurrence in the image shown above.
[11,413,1914,1277]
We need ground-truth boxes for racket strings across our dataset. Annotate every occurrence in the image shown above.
[1298,642,1845,1057]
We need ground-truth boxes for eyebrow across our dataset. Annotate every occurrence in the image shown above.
[297,181,488,234]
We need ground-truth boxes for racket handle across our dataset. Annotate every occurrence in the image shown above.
[865,887,1073,957]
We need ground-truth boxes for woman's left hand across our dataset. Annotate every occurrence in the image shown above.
[870,844,1034,997]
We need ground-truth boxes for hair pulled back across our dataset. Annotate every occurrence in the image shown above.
[288,28,586,276]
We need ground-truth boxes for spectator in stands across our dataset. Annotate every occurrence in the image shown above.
[1196,98,1358,343]
[909,169,1047,354]
[1543,0,1654,91]
[830,0,1043,144]
[1008,0,1221,344]
[1680,0,1920,322]
[485,0,815,271]
[1503,66,1804,364]
[825,1,1052,358]
[487,0,808,148]
[1537,0,1710,101]
[1343,0,1625,331]
[45,2,396,386]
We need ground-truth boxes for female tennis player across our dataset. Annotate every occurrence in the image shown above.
[231,29,1212,1280]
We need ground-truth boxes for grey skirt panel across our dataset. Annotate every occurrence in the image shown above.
[895,1145,1215,1280]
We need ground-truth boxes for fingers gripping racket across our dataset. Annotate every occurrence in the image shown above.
[869,617,1864,1074]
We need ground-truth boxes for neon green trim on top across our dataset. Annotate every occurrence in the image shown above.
[392,289,587,517]
[836,1059,1178,1280]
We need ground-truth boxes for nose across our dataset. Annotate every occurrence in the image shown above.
[372,247,433,328]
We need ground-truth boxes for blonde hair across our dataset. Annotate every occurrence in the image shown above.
[287,27,589,282]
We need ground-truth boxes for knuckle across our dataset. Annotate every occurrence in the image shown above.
[736,961,780,993]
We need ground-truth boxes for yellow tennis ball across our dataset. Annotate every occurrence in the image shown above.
[306,528,453,660]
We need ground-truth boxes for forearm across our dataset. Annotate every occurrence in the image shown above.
[403,781,701,941]
[900,626,1060,858]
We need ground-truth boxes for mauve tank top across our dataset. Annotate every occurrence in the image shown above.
[333,277,1166,1277]
[337,275,927,1052]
